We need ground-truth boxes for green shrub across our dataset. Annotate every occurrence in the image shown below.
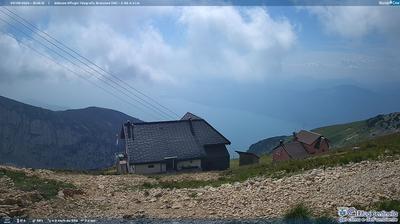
[366,143,377,148]
[188,192,198,198]
[283,203,312,224]
[373,200,400,211]
[141,182,158,189]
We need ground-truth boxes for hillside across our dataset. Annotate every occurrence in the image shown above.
[248,112,400,155]
[314,112,400,148]
[0,95,141,170]
[1,133,400,220]
[247,135,287,155]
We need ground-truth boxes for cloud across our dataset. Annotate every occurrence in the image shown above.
[0,6,296,84]
[0,34,67,82]
[0,7,177,83]
[284,6,400,83]
[45,22,175,83]
[282,49,400,84]
[178,7,296,81]
[305,6,400,40]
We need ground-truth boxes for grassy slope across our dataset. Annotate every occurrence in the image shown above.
[142,133,400,189]
[0,168,76,199]
[312,120,369,148]
[230,155,272,169]
[250,112,400,155]
[247,120,369,156]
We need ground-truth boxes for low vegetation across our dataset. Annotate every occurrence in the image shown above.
[230,154,272,169]
[51,165,117,175]
[283,203,312,223]
[0,168,76,199]
[312,120,367,148]
[372,199,400,211]
[140,133,400,189]
[283,204,337,224]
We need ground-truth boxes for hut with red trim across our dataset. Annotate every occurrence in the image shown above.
[272,130,329,161]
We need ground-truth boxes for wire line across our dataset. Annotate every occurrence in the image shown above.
[0,29,161,120]
[0,7,179,119]
[0,17,171,120]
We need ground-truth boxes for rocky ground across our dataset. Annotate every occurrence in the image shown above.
[1,159,400,220]
[0,175,39,218]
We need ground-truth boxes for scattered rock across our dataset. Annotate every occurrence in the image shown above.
[25,192,43,202]
[2,159,400,219]
[57,190,65,199]
[62,189,84,198]
[7,208,27,218]
[0,205,17,209]
[154,192,163,198]
[122,214,133,219]
[171,203,182,209]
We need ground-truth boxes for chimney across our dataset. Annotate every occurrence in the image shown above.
[125,120,133,139]
[188,118,195,135]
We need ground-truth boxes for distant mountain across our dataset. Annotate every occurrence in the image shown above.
[0,95,141,170]
[248,112,400,156]
[23,98,70,111]
[248,136,287,155]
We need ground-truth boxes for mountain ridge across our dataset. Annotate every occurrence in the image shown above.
[0,95,142,170]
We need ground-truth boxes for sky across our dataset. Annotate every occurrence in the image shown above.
[0,5,400,155]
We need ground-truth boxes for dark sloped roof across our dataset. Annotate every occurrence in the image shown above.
[283,142,309,159]
[272,142,309,160]
[296,130,321,145]
[126,119,230,164]
[127,121,205,164]
[181,112,203,120]
[191,120,231,145]
[235,151,260,158]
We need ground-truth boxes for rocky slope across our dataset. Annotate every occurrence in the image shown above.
[249,112,400,155]
[1,158,399,219]
[0,95,141,170]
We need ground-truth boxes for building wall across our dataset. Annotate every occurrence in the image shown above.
[303,138,329,154]
[131,163,166,174]
[177,159,202,170]
[272,146,291,161]
[130,160,201,174]
[316,139,329,153]
[239,154,259,166]
[202,144,230,171]
[116,160,128,174]
[303,141,317,154]
[273,138,330,162]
